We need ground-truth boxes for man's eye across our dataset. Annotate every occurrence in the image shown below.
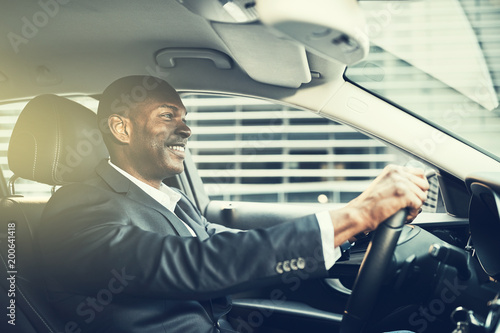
[161,113,173,119]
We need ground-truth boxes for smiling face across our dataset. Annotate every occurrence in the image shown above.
[101,77,192,187]
[127,89,191,182]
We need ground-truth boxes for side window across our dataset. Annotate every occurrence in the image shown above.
[0,97,99,197]
[183,94,410,207]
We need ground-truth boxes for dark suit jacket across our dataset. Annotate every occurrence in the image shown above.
[37,160,328,333]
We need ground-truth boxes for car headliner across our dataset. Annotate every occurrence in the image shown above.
[0,0,345,102]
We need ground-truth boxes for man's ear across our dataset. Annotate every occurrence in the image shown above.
[108,114,131,144]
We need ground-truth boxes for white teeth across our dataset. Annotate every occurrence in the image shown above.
[168,146,185,152]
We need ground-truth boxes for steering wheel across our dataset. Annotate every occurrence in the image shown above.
[340,209,407,333]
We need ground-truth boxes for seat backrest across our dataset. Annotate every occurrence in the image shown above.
[0,197,63,333]
[0,167,7,197]
[0,94,109,332]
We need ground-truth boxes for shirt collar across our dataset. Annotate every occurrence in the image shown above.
[107,160,181,212]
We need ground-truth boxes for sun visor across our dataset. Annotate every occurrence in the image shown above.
[212,22,312,88]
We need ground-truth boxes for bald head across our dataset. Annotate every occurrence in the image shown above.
[98,75,178,124]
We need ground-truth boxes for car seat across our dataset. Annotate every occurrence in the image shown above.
[0,94,109,332]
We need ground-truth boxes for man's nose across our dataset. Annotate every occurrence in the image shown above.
[177,121,191,139]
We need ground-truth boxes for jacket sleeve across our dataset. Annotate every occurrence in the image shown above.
[38,183,329,301]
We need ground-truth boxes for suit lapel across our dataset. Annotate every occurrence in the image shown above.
[95,159,193,237]
[95,160,225,320]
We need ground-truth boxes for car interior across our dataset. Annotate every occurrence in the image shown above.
[1,0,500,332]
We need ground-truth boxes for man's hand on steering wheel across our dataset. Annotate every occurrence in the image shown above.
[334,164,429,333]
[329,164,430,247]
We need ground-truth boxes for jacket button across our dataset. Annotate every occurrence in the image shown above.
[290,258,298,270]
[276,262,284,274]
[297,257,306,269]
[283,260,291,272]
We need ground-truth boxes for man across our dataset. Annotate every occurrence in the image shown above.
[38,76,429,333]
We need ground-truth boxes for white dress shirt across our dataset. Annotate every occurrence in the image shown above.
[108,160,341,269]
[108,160,197,236]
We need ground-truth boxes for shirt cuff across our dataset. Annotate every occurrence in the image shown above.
[316,211,342,270]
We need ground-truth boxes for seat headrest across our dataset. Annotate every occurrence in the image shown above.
[8,94,109,185]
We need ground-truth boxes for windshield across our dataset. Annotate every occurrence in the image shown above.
[345,0,500,159]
